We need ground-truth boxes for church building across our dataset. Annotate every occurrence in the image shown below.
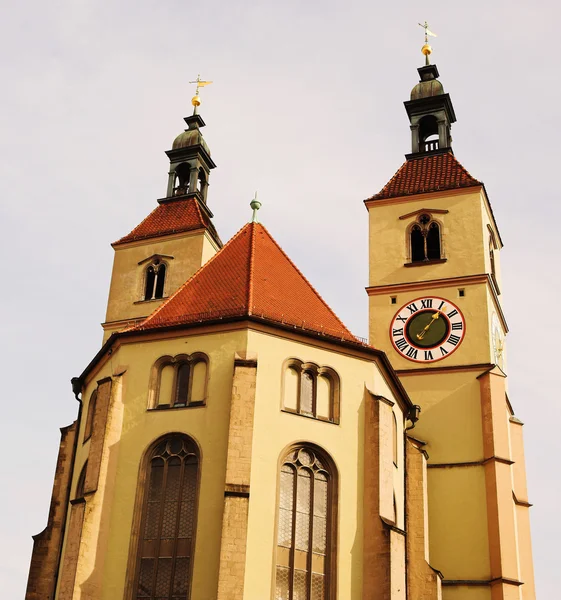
[25,42,535,600]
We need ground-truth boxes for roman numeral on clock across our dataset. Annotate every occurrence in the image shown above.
[406,347,418,359]
[451,322,463,330]
[395,338,408,351]
[447,309,459,318]
[392,328,404,336]
[396,315,407,323]
[407,303,419,314]
[421,299,433,309]
[448,334,461,346]
[424,350,434,360]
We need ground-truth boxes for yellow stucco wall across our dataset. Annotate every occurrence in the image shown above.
[104,230,219,333]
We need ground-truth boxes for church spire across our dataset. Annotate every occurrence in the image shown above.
[404,26,456,158]
[164,76,216,213]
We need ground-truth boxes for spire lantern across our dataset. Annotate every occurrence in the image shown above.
[404,24,456,158]
[163,75,216,213]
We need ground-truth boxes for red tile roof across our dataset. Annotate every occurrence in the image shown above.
[368,152,481,201]
[131,222,360,343]
[113,197,220,246]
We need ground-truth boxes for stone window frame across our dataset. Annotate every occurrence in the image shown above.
[147,353,209,410]
[281,358,341,424]
[74,461,88,500]
[405,213,445,264]
[124,433,202,600]
[273,443,338,600]
[83,389,97,443]
[136,254,174,303]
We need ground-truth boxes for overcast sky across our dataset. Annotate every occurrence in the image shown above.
[1,0,558,597]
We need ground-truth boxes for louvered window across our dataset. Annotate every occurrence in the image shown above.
[134,435,199,600]
[275,446,335,600]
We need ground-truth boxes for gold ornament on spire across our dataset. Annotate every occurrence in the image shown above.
[418,21,437,65]
[189,74,213,113]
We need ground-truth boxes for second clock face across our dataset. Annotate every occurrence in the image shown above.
[390,296,466,363]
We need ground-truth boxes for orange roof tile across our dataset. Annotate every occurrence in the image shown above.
[113,197,220,246]
[368,152,481,201]
[132,222,360,343]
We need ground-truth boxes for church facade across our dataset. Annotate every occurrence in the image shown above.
[25,54,535,600]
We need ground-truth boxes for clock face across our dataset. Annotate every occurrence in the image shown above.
[390,296,466,363]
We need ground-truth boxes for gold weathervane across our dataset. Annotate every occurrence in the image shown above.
[418,21,437,65]
[189,74,213,111]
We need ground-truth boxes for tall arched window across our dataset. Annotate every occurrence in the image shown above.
[83,389,97,442]
[144,260,167,301]
[275,445,337,600]
[410,225,425,262]
[132,435,199,600]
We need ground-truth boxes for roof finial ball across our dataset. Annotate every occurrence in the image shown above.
[189,74,213,114]
[250,192,262,223]
[418,21,437,66]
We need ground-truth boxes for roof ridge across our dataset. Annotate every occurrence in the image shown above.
[131,221,251,331]
[247,222,256,315]
[256,223,356,338]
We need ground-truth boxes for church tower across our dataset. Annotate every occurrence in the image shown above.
[366,41,536,598]
[103,87,222,342]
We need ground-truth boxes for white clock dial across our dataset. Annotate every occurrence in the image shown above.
[390,296,466,363]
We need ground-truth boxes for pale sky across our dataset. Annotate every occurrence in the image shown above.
[1,0,559,597]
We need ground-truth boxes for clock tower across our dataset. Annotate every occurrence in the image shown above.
[366,49,536,598]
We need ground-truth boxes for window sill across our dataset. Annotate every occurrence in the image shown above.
[281,408,339,425]
[149,401,206,411]
[134,297,169,305]
[404,258,447,268]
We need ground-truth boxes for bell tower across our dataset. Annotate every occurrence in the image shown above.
[102,81,221,341]
[365,36,536,599]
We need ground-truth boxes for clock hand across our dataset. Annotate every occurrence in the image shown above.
[416,307,446,340]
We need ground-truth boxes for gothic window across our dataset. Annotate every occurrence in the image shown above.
[144,260,167,301]
[83,389,97,442]
[282,360,340,424]
[409,214,442,263]
[132,435,199,600]
[275,445,336,600]
[148,354,209,410]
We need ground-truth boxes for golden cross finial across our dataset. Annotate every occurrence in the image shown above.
[418,21,437,65]
[189,74,213,112]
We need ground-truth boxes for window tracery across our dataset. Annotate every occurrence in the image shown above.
[144,260,167,301]
[282,360,340,423]
[408,213,442,263]
[131,434,199,600]
[148,354,209,410]
[275,445,336,600]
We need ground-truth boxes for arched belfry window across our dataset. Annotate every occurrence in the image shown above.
[419,115,439,152]
[282,360,340,424]
[173,163,190,196]
[132,435,199,600]
[409,213,442,263]
[275,445,337,600]
[144,260,167,301]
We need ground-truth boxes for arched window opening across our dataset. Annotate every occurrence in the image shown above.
[409,214,442,263]
[150,354,209,409]
[154,264,166,299]
[282,361,340,424]
[426,222,441,260]
[419,115,439,152]
[173,163,190,196]
[133,435,199,600]
[197,168,206,193]
[275,446,336,600]
[144,260,167,301]
[144,266,156,301]
[84,390,97,442]
[410,225,425,262]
